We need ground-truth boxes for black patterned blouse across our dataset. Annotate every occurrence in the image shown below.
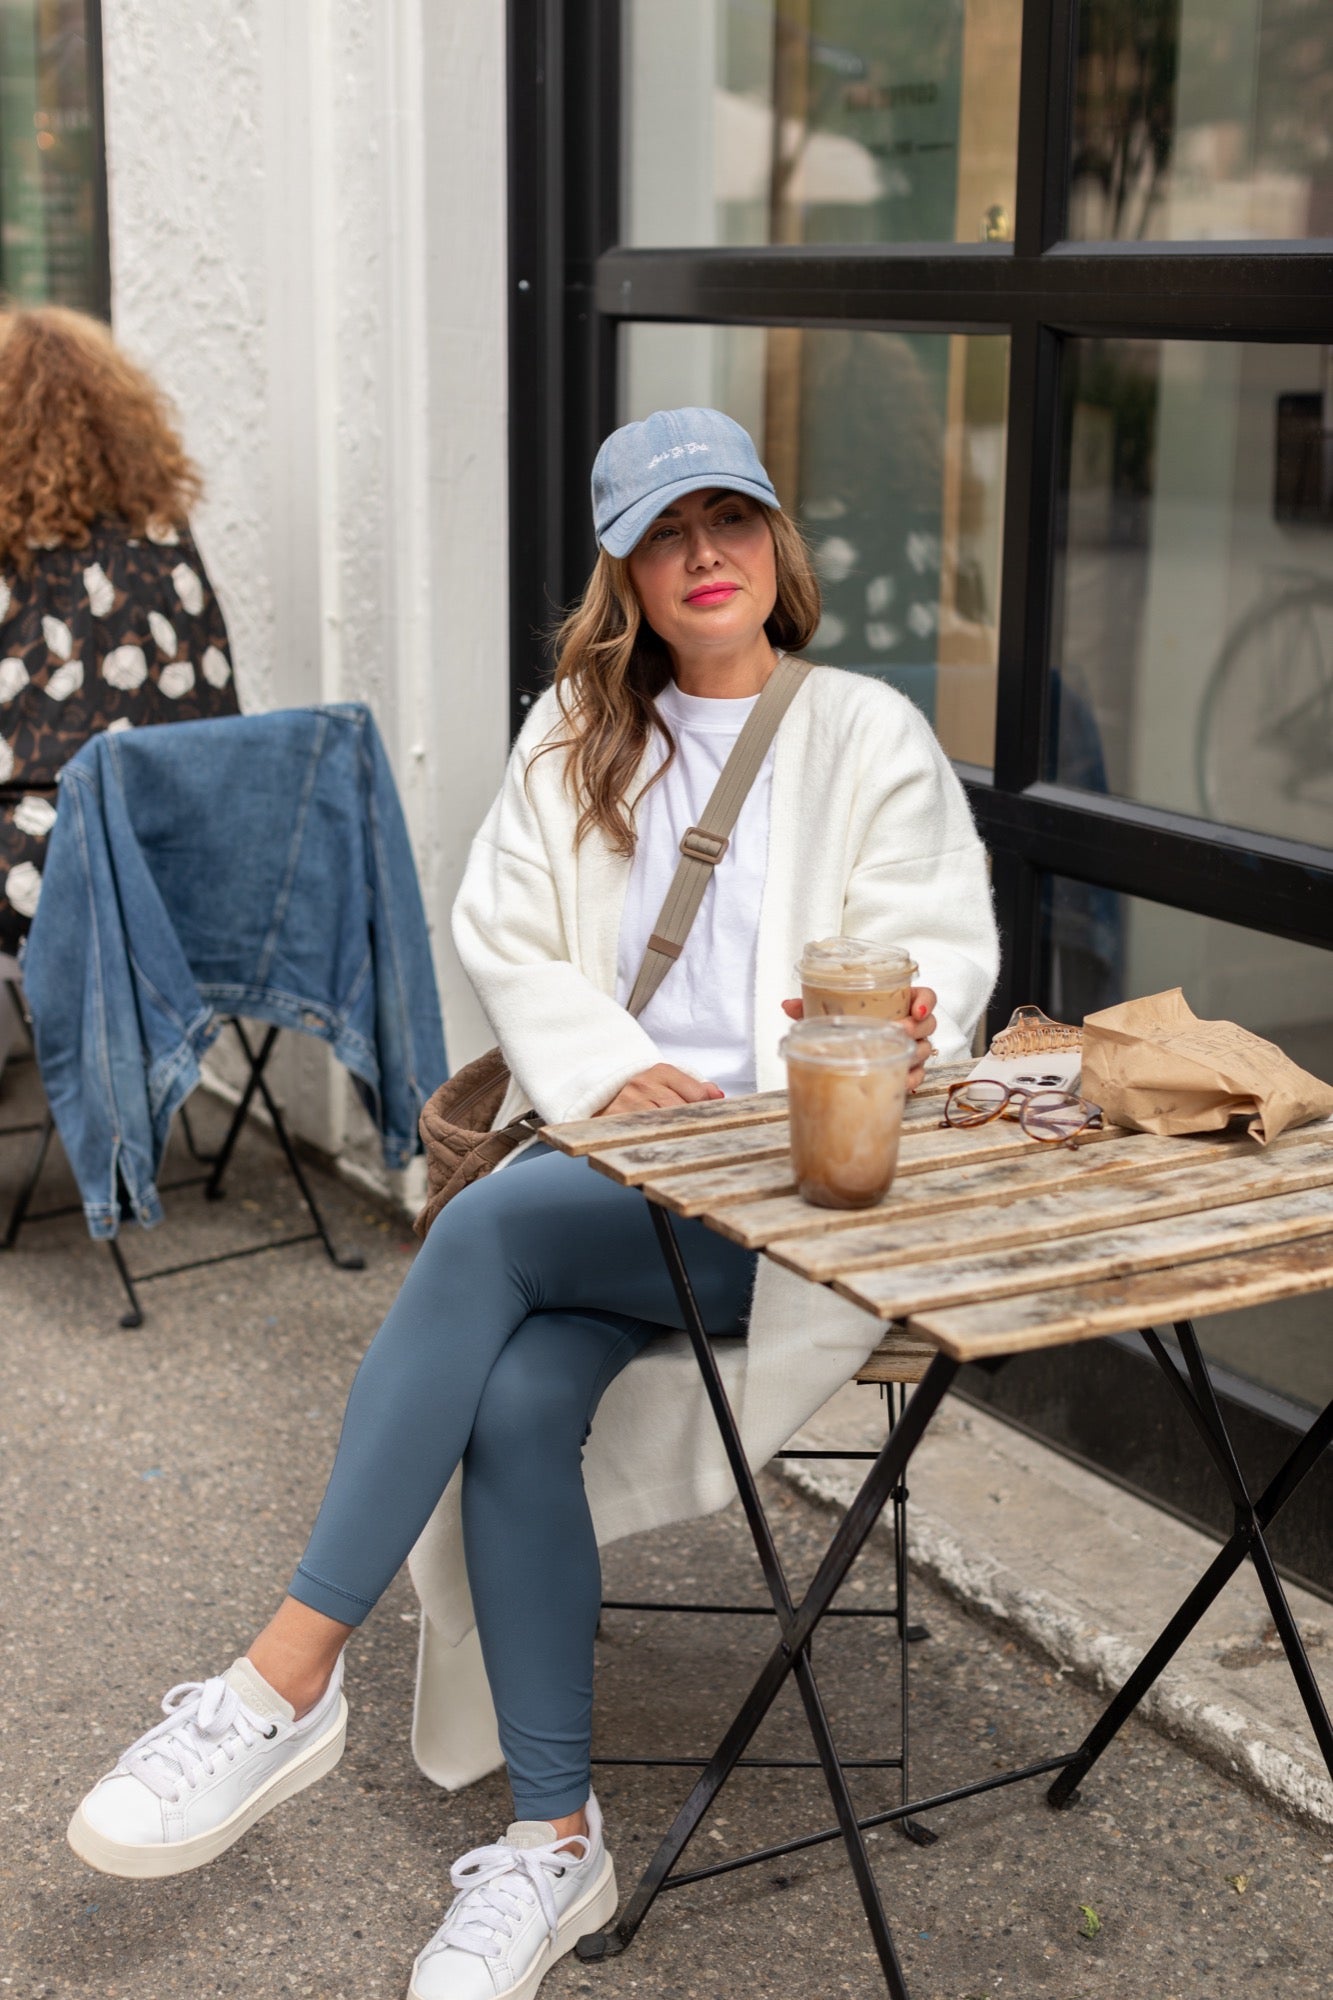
[0,520,239,955]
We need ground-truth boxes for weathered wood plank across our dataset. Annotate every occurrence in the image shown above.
[588,1089,985,1186]
[833,1184,1333,1322]
[642,1156,798,1216]
[908,1232,1333,1362]
[771,1136,1333,1281]
[541,1059,971,1156]
[704,1130,1244,1245]
[854,1328,937,1384]
[542,1091,788,1156]
[590,1122,794,1185]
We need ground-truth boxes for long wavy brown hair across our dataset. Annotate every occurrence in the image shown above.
[539,506,821,856]
[0,306,202,574]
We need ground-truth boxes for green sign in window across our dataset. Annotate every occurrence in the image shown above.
[0,0,107,314]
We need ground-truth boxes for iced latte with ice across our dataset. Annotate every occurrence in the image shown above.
[780,1017,916,1210]
[797,938,917,1023]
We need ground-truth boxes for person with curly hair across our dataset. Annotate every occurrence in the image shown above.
[0,306,239,955]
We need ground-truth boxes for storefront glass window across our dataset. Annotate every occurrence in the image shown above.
[623,0,1021,248]
[623,321,1008,766]
[0,0,105,311]
[1069,0,1333,241]
[1049,336,1333,850]
[1041,875,1333,1410]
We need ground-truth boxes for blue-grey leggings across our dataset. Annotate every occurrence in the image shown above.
[290,1142,757,1820]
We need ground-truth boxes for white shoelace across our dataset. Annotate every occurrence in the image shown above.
[424,1831,592,1963]
[119,1679,275,1802]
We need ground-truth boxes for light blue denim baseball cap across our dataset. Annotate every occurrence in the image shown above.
[592,406,780,558]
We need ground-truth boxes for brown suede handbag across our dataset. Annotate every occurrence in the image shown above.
[413,657,811,1237]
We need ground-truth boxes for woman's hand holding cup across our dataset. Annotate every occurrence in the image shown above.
[783,985,937,1091]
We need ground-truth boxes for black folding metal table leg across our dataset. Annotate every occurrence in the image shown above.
[225,1021,365,1271]
[891,1383,936,1849]
[577,1198,960,1997]
[1050,1318,1333,1810]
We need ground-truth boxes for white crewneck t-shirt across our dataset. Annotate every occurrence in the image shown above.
[614,679,775,1097]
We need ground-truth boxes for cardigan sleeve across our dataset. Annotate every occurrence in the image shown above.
[838,693,999,1064]
[451,701,663,1124]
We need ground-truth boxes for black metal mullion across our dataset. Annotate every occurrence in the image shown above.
[1012,0,1077,257]
[593,245,1333,336]
[559,0,621,611]
[967,781,1333,952]
[993,321,1061,797]
[508,0,566,734]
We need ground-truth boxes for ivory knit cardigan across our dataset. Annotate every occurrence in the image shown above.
[407,666,999,1789]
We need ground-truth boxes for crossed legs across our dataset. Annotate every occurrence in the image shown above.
[249,1143,756,1821]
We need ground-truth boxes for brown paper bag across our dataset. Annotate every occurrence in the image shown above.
[1081,988,1333,1144]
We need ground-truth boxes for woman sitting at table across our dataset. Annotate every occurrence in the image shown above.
[69,408,998,2000]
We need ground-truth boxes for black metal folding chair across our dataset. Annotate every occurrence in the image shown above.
[1,987,363,1326]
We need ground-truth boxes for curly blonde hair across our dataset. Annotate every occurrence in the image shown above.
[0,306,202,574]
[539,508,821,857]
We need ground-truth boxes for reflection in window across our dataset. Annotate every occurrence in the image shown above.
[623,322,1008,766]
[624,0,1020,249]
[1070,0,1333,241]
[1051,337,1333,850]
[0,0,105,311]
[1042,875,1333,1409]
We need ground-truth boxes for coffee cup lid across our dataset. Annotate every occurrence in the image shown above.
[780,1016,917,1068]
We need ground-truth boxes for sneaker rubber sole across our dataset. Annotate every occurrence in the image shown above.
[408,1852,618,2000]
[65,1692,348,1879]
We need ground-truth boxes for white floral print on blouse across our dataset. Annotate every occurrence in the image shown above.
[0,657,29,703]
[148,611,178,657]
[172,564,204,616]
[0,739,13,783]
[201,646,231,689]
[42,614,73,660]
[13,795,57,839]
[102,645,148,691]
[159,661,196,700]
[45,660,84,702]
[5,862,41,918]
[0,577,10,622]
[84,563,116,617]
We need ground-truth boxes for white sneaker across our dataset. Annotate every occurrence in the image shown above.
[409,1790,618,2000]
[67,1655,348,1878]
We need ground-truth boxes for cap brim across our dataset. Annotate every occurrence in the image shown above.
[598,471,780,558]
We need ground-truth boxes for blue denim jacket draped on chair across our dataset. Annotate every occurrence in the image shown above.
[23,704,448,1238]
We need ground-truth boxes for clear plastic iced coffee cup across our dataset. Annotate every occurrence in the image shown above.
[796,937,918,1022]
[780,1017,916,1210]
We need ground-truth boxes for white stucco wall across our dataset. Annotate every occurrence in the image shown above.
[99,0,508,1191]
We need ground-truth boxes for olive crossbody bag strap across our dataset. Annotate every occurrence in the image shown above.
[624,651,811,1015]
[413,653,811,1234]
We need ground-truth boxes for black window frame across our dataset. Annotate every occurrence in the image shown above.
[507,0,1333,1597]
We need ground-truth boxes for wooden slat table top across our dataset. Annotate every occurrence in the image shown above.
[541,1086,1333,1367]
[579,1103,1124,1190]
[770,1132,1333,1281]
[542,1061,971,1157]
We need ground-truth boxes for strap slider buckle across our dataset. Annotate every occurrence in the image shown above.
[680,825,729,866]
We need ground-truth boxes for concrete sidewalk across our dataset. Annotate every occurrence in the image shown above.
[2,1061,1331,1999]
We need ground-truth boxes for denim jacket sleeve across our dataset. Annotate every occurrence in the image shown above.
[23,740,218,1238]
[354,709,448,1168]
